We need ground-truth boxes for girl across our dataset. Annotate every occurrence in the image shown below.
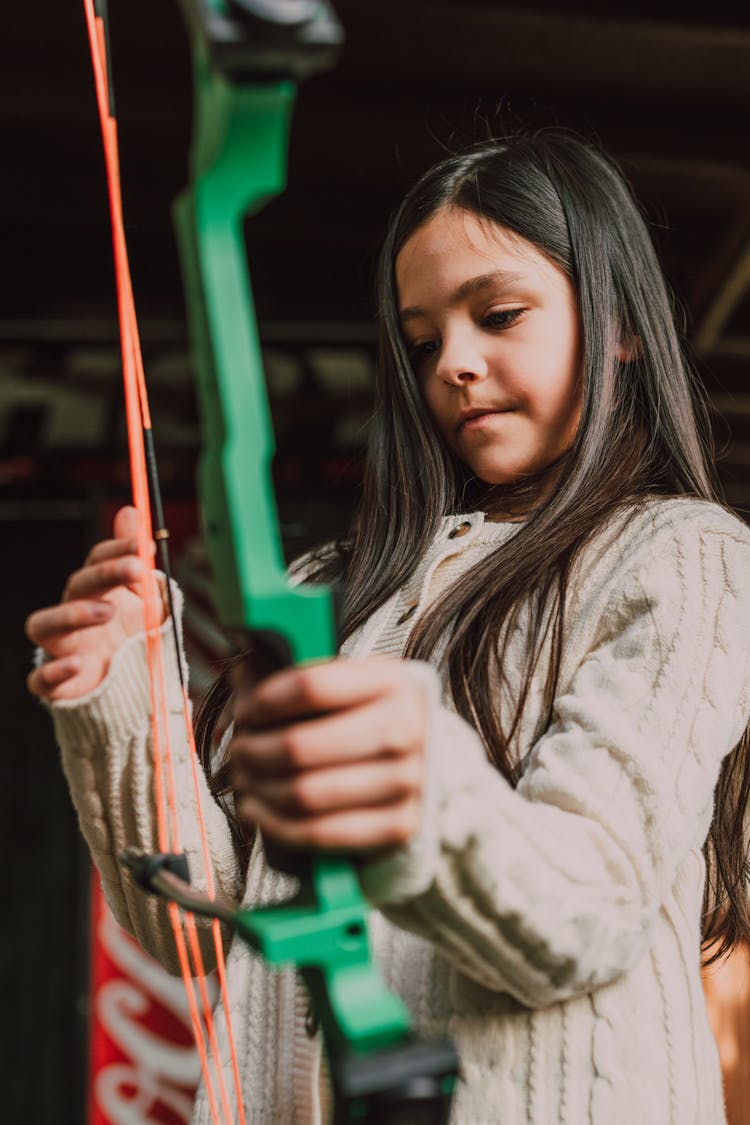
[27,132,750,1124]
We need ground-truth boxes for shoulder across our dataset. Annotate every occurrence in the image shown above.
[576,497,750,588]
[563,498,750,668]
[620,495,749,544]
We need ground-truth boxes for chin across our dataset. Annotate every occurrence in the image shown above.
[475,467,531,486]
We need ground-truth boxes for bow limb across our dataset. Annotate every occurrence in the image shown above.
[173,64,335,658]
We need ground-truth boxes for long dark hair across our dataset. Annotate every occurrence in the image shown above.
[198,131,749,961]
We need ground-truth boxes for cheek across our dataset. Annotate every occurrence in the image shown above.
[543,374,583,446]
[529,334,582,425]
[516,367,581,456]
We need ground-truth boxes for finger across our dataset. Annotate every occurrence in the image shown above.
[239,796,420,852]
[27,655,83,699]
[112,505,140,541]
[85,537,150,566]
[25,600,115,646]
[234,657,415,728]
[231,695,424,776]
[239,757,423,817]
[63,556,145,602]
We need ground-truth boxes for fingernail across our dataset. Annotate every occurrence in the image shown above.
[91,602,111,619]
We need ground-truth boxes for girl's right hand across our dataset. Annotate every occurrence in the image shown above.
[26,505,164,702]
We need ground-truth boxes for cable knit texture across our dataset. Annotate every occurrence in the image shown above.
[50,497,750,1124]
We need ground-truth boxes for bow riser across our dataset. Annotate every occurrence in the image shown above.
[173,5,418,1079]
[174,61,336,660]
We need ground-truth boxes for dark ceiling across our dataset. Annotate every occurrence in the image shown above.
[2,1,750,509]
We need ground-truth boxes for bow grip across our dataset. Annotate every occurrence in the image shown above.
[233,627,316,877]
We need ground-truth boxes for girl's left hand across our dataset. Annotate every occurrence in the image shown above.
[229,657,429,853]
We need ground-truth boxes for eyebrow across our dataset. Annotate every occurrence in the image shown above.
[399,269,528,324]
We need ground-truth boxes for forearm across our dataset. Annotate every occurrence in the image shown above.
[362,700,697,1007]
[359,519,750,1005]
[51,624,240,973]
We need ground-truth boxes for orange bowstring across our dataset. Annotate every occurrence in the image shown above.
[82,4,248,1123]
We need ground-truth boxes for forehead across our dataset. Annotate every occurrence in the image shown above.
[395,207,557,300]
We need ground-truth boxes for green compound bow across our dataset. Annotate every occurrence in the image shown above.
[123,2,459,1121]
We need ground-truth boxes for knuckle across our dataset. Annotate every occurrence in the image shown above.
[31,662,54,691]
[304,820,330,850]
[85,537,112,563]
[279,728,310,769]
[391,803,419,847]
[382,721,414,756]
[34,662,52,686]
[391,823,412,848]
[292,667,322,710]
[24,611,41,642]
[228,732,253,767]
[394,760,421,799]
[64,602,86,628]
[288,774,317,813]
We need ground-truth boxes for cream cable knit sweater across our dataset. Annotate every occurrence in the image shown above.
[51,497,750,1125]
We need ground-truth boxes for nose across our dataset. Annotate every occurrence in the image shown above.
[434,327,489,386]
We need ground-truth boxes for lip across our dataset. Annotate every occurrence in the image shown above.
[457,407,512,431]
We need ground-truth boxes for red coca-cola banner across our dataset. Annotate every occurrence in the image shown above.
[88,871,216,1125]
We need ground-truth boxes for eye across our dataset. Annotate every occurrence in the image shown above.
[406,338,440,366]
[482,308,525,329]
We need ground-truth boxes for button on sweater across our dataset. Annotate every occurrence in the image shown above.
[50,497,750,1124]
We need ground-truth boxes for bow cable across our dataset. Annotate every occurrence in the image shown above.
[82,3,247,1121]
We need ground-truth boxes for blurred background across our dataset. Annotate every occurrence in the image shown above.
[3,2,750,1121]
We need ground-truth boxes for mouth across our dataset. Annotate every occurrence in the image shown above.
[457,407,513,432]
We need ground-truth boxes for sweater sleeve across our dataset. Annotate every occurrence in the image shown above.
[48,613,241,975]
[358,507,750,1007]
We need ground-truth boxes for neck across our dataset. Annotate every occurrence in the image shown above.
[477,461,567,523]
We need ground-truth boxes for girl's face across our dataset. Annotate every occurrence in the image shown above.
[396,207,582,495]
